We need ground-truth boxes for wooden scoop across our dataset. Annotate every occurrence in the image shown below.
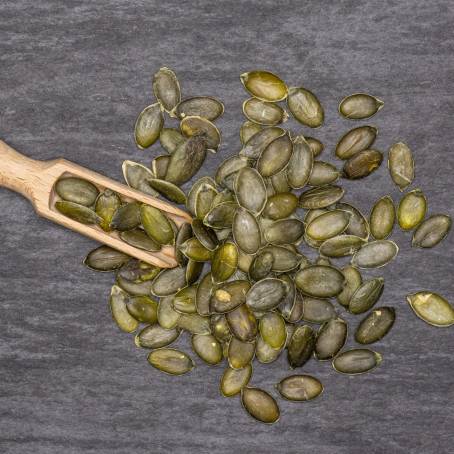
[0,139,192,268]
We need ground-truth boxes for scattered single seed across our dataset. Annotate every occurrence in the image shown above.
[388,142,414,191]
[355,307,395,344]
[407,292,454,327]
[147,348,194,375]
[134,103,164,148]
[339,93,384,120]
[397,189,427,230]
[412,214,452,248]
[335,126,378,159]
[287,86,324,128]
[241,387,280,424]
[351,240,399,269]
[276,375,323,401]
[333,349,382,375]
[370,195,395,240]
[240,70,288,102]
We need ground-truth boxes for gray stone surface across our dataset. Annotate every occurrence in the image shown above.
[1,1,454,453]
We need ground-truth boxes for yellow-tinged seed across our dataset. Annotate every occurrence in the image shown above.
[240,71,288,102]
[397,189,427,230]
[407,292,454,327]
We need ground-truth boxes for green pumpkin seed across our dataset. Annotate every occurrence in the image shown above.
[301,297,336,324]
[349,277,384,314]
[259,312,286,349]
[159,128,185,154]
[116,260,160,295]
[157,296,181,329]
[256,334,282,364]
[240,70,288,102]
[287,292,305,323]
[248,251,274,281]
[412,214,452,248]
[270,169,290,193]
[174,96,224,121]
[351,240,399,269]
[191,219,219,251]
[335,126,378,159]
[180,115,221,151]
[319,235,367,258]
[261,245,302,272]
[84,245,130,271]
[257,132,293,177]
[179,237,212,262]
[262,193,298,220]
[339,93,384,120]
[232,208,261,254]
[216,155,251,188]
[388,142,414,191]
[306,137,324,157]
[194,272,213,317]
[140,205,174,245]
[315,318,348,360]
[306,209,351,241]
[246,278,286,311]
[151,266,187,296]
[355,307,395,344]
[220,364,252,397]
[240,126,285,159]
[135,325,180,349]
[304,208,328,225]
[210,280,250,313]
[226,303,257,342]
[211,314,231,343]
[241,387,280,424]
[211,241,238,283]
[134,103,164,149]
[55,201,102,225]
[109,202,141,231]
[336,202,370,239]
[333,349,382,375]
[308,161,340,186]
[277,275,297,321]
[195,187,218,220]
[299,185,345,209]
[238,250,254,273]
[276,375,323,401]
[186,259,204,285]
[234,167,267,214]
[147,348,194,375]
[120,229,161,251]
[55,177,99,206]
[126,295,158,323]
[407,292,454,327]
[228,337,255,369]
[177,313,211,334]
[242,97,287,126]
[263,219,305,245]
[287,87,324,128]
[186,176,217,217]
[191,334,223,365]
[109,285,139,333]
[95,189,122,231]
[342,149,383,180]
[152,67,180,113]
[370,195,395,240]
[122,161,159,197]
[151,156,170,181]
[397,189,427,230]
[173,285,198,314]
[240,120,263,145]
[175,223,192,266]
[204,202,238,230]
[146,179,186,204]
[295,265,345,298]
[287,325,315,369]
[337,265,363,307]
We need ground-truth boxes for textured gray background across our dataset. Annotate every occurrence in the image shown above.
[1,1,454,453]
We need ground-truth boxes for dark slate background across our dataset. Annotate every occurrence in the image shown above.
[1,1,453,453]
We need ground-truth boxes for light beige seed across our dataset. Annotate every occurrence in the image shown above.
[234,167,267,214]
[355,307,395,344]
[319,235,367,258]
[306,137,324,157]
[84,246,130,272]
[306,209,351,241]
[335,126,378,159]
[240,70,288,102]
[226,304,257,342]
[287,87,324,128]
[220,364,252,397]
[337,265,362,307]
[228,337,256,369]
[262,192,298,220]
[370,195,395,240]
[352,240,399,269]
[147,348,194,375]
[157,296,181,329]
[55,177,99,207]
[412,214,452,248]
[257,131,293,177]
[295,265,345,298]
[308,161,340,186]
[110,285,139,333]
[286,135,313,189]
[407,292,454,327]
[397,189,427,230]
[243,97,287,126]
[259,312,286,349]
[151,267,187,297]
[388,142,414,191]
[315,318,348,360]
[337,202,370,239]
[152,67,180,113]
[349,277,384,314]
[240,120,262,145]
[141,205,175,245]
[134,103,164,149]
[241,387,280,424]
[191,334,223,365]
[174,96,224,121]
[301,297,336,324]
[211,241,238,283]
[339,93,384,120]
[55,201,102,225]
[333,349,382,374]
[159,128,185,154]
[135,325,180,349]
[276,375,323,401]
[299,185,345,209]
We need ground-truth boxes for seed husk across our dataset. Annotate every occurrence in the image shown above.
[315,318,348,360]
[349,277,384,314]
[228,337,256,369]
[152,67,180,113]
[355,307,395,344]
[342,149,383,180]
[55,201,102,225]
[337,267,363,308]
[120,229,161,251]
[173,285,198,314]
[174,96,224,121]
[299,185,345,209]
[276,375,323,401]
[126,295,158,323]
[407,292,454,327]
[287,87,324,128]
[397,189,427,230]
[287,325,316,369]
[333,349,382,375]
[191,334,223,365]
[261,245,302,272]
[84,245,130,271]
[151,266,187,297]
[211,241,238,283]
[134,103,164,149]
[257,132,293,178]
[301,297,337,324]
[319,235,367,258]
[95,189,122,231]
[243,97,287,126]
[240,126,285,159]
[115,260,160,296]
[110,202,141,231]
[295,265,345,298]
[140,205,175,245]
[246,278,286,311]
[147,348,194,375]
[412,214,452,248]
[264,219,305,245]
[308,161,340,186]
[122,161,159,197]
[210,280,250,313]
[306,137,324,157]
[109,285,139,333]
[158,296,181,329]
[339,93,384,120]
[226,303,257,342]
[262,192,298,220]
[240,121,263,145]
[240,70,288,102]
[336,202,370,239]
[259,312,286,349]
[241,387,280,424]
[370,195,395,240]
[146,179,186,204]
[335,126,378,159]
[180,115,221,151]
[220,364,252,397]
[204,202,238,230]
[352,240,399,269]
[234,167,267,214]
[55,177,99,207]
[306,209,351,241]
[388,142,414,191]
[136,325,180,349]
[177,313,211,334]
[159,128,185,154]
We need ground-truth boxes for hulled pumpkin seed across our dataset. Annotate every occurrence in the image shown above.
[179,237,212,262]
[277,275,297,321]
[299,185,345,209]
[228,337,255,369]
[110,202,141,231]
[95,189,122,231]
[194,272,214,316]
[174,96,224,121]
[141,205,175,245]
[264,219,305,245]
[215,156,251,190]
[339,93,384,120]
[352,240,399,269]
[388,142,414,191]
[335,126,378,160]
[126,295,158,323]
[191,219,219,251]
[248,251,274,281]
[333,349,382,374]
[147,179,186,204]
[120,229,161,251]
[306,137,324,157]
[151,155,170,179]
[370,196,395,240]
[220,364,252,397]
[232,208,261,254]
[195,186,219,220]
[257,132,293,178]
[151,266,187,296]
[136,325,180,349]
[152,67,180,113]
[349,277,384,314]
[191,334,223,365]
[319,235,366,258]
[295,265,345,298]
[238,250,254,273]
[276,375,323,401]
[301,297,336,324]
[240,120,262,145]
[259,312,286,349]
[336,202,370,239]
[306,209,351,241]
[122,161,159,197]
[147,348,194,375]
[287,87,324,128]
[355,307,395,344]
[337,265,362,307]
[159,128,185,154]
[211,241,238,283]
[246,278,286,311]
[210,280,250,313]
[412,214,452,248]
[240,126,285,159]
[308,161,340,186]
[407,292,454,327]
[226,304,257,342]
[173,285,198,314]
[177,313,211,334]
[110,285,139,333]
[55,177,99,206]
[315,318,348,360]
[397,189,427,230]
[286,135,313,189]
[342,149,383,180]
[134,103,164,148]
[204,202,238,230]
[55,201,102,225]
[240,70,288,102]
[243,97,287,126]
[241,387,280,424]
[186,259,204,286]
[84,245,130,271]
[187,177,217,216]
[287,325,316,369]
[256,334,282,364]
[262,245,302,272]
[157,296,181,329]
[234,167,267,214]
[175,223,192,265]
[180,115,221,151]
[262,192,298,220]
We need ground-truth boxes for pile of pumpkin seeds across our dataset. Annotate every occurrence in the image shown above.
[81,68,453,424]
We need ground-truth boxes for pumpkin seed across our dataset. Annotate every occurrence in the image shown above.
[210,280,250,313]
[226,304,257,342]
[241,387,280,424]
[299,185,345,209]
[232,208,261,254]
[110,202,141,231]
[352,240,399,269]
[287,87,324,128]
[179,237,212,262]
[407,292,454,327]
[195,186,218,220]
[306,137,324,157]
[191,334,223,365]
[159,128,185,154]
[295,265,345,298]
[388,142,414,191]
[175,223,192,265]
[177,313,211,334]
[257,131,293,177]
[109,285,139,333]
[306,209,351,241]
[147,179,186,204]
[55,201,102,225]
[190,219,219,251]
[152,67,180,113]
[115,260,160,295]
[193,272,213,317]
[173,285,198,314]
[308,161,340,186]
[126,295,158,323]
[174,96,224,121]
[186,259,204,285]
[204,202,238,230]
[397,189,427,230]
[228,337,255,369]
[151,266,187,296]
[243,97,287,126]
[220,364,252,397]
[84,245,130,271]
[151,155,170,179]
[248,251,274,281]
[122,161,159,197]
[277,275,296,321]
[301,297,336,324]
[319,235,367,258]
[276,375,323,401]
[95,189,122,231]
[284,135,312,189]
[335,126,378,159]
[211,241,238,283]
[287,325,316,369]
[246,278,286,311]
[342,149,383,180]
[157,296,181,329]
[55,177,99,206]
[240,126,285,159]
[238,250,254,273]
[240,70,288,102]
[337,265,363,307]
[370,196,395,240]
[262,245,302,272]
[256,334,282,364]
[136,325,180,349]
[412,214,452,248]
[333,349,382,374]
[315,318,348,360]
[262,192,298,220]
[264,219,305,245]
[240,121,263,145]
[147,348,194,375]
[349,277,384,314]
[234,167,267,214]
[134,103,164,148]
[339,93,384,120]
[287,292,305,323]
[355,307,395,344]
[211,314,231,343]
[180,115,221,151]
[120,229,161,251]
[186,177,217,216]
[336,202,370,239]
[259,312,286,349]
[141,205,174,245]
